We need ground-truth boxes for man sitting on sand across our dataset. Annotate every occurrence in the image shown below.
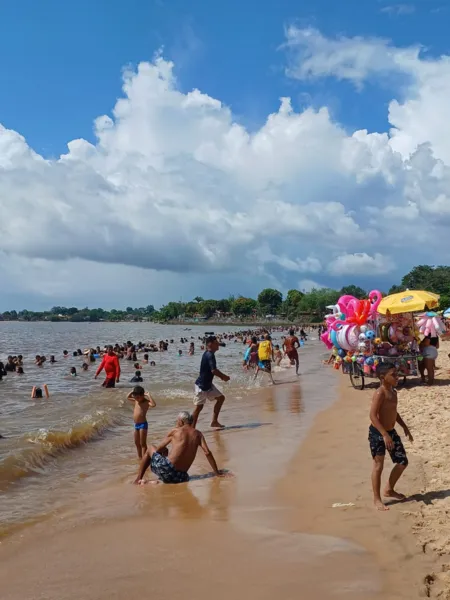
[369,365,413,511]
[135,411,226,484]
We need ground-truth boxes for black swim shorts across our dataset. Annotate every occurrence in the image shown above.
[368,425,408,466]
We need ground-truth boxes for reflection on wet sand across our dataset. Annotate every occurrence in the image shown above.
[264,385,277,413]
[289,383,303,415]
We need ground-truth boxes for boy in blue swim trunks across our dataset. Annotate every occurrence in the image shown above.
[135,411,227,484]
[127,386,156,459]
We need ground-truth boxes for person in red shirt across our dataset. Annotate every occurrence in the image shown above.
[95,345,121,388]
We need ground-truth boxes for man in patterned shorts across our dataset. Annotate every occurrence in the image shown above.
[135,411,227,484]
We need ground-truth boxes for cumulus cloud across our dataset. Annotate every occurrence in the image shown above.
[2,30,450,308]
[327,253,394,276]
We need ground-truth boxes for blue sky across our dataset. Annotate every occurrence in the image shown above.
[1,0,450,309]
[1,0,445,157]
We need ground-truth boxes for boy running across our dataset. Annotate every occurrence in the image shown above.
[369,365,413,511]
[127,385,156,459]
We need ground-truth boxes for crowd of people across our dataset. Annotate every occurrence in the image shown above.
[0,325,314,482]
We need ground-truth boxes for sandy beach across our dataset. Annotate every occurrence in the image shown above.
[1,341,450,599]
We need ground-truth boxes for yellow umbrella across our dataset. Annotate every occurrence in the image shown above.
[378,290,440,315]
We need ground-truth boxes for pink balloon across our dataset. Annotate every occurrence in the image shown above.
[337,295,357,315]
[369,290,382,315]
[321,331,333,349]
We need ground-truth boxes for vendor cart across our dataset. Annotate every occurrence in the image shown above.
[342,354,418,390]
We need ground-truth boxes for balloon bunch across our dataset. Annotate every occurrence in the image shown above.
[416,312,446,338]
[322,290,382,355]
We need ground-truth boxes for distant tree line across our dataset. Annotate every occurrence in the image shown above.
[1,265,449,323]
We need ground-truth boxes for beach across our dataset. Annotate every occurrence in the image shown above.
[1,328,450,598]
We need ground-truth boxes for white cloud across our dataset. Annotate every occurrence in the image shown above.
[327,253,394,276]
[380,4,415,16]
[284,26,421,88]
[298,279,325,292]
[2,32,450,308]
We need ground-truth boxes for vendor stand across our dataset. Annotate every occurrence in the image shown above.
[323,290,442,390]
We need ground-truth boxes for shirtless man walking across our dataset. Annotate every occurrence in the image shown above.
[283,329,300,375]
[369,365,413,511]
[134,411,226,484]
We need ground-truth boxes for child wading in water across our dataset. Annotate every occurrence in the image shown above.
[369,365,413,511]
[127,386,156,459]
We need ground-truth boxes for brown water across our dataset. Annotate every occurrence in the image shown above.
[0,321,308,532]
[0,322,384,599]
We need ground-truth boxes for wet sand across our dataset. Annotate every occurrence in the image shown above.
[0,346,438,599]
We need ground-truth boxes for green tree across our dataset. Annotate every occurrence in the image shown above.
[159,302,185,321]
[198,299,219,318]
[388,284,404,295]
[298,288,340,317]
[232,297,257,317]
[339,285,367,299]
[282,289,304,320]
[257,288,283,315]
[393,265,450,307]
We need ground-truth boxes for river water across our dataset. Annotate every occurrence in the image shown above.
[0,321,303,533]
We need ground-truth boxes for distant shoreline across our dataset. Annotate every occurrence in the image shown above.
[0,319,320,327]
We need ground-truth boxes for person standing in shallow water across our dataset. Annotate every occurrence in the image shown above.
[192,336,229,429]
[94,345,120,388]
[369,365,413,511]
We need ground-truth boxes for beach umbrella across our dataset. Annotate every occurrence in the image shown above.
[378,290,440,315]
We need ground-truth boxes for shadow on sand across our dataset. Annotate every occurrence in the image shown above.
[387,488,450,507]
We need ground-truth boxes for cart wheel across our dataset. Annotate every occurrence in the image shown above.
[350,367,365,390]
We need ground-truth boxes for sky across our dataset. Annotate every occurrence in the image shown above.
[1,0,450,310]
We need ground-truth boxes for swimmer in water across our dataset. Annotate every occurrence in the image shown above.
[127,386,156,459]
[82,362,89,371]
[17,366,24,375]
[70,367,77,377]
[31,384,49,399]
[130,370,143,383]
